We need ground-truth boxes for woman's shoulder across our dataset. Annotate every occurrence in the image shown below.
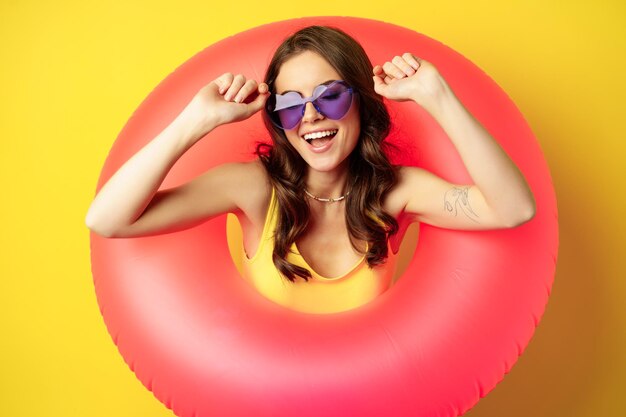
[395,165,428,179]
[384,166,424,210]
[226,158,270,181]
[390,165,433,195]
[210,158,269,184]
[220,159,272,225]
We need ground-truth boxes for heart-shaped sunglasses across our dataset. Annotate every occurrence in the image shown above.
[265,80,355,130]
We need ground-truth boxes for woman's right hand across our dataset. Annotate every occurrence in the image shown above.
[183,73,270,134]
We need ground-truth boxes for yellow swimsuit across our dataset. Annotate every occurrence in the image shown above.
[228,187,398,314]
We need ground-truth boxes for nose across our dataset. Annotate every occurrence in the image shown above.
[301,102,324,124]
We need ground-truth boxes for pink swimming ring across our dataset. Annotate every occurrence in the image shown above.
[90,17,558,417]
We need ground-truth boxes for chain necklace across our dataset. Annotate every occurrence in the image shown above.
[304,188,350,203]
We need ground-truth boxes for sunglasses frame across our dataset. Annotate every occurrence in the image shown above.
[265,80,356,130]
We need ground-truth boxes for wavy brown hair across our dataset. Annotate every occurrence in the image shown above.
[257,25,399,282]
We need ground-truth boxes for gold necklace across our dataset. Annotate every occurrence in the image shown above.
[304,188,350,203]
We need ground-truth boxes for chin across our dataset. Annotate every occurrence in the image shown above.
[303,154,349,173]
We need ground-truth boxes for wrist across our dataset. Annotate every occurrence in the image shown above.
[414,76,456,119]
[174,110,219,146]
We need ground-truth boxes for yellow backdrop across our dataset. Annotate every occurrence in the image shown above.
[1,1,624,416]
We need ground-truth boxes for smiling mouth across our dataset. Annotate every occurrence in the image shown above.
[303,129,338,147]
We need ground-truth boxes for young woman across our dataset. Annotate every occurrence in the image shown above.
[85,26,535,313]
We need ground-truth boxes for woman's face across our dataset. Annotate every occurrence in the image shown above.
[274,50,360,174]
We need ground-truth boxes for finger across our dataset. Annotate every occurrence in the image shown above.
[214,72,234,94]
[402,52,421,70]
[234,79,259,103]
[392,55,416,76]
[373,65,384,75]
[384,75,395,84]
[224,74,246,101]
[372,75,386,95]
[382,61,406,80]
[246,85,271,114]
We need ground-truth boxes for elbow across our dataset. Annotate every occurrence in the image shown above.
[85,212,116,238]
[503,200,536,228]
[516,205,536,227]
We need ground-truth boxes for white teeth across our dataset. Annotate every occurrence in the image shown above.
[303,130,338,140]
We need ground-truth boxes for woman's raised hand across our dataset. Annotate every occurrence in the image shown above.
[183,72,270,134]
[372,53,448,110]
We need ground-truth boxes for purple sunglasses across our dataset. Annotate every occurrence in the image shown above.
[266,80,355,130]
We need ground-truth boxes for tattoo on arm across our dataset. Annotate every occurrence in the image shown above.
[444,187,480,223]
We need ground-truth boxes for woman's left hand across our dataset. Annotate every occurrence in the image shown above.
[372,53,448,109]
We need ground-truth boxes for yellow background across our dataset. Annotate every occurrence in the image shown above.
[1,1,624,416]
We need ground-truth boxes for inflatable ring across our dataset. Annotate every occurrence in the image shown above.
[90,17,558,417]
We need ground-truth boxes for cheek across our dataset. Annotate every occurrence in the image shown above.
[286,132,302,150]
[348,103,361,129]
[344,110,361,138]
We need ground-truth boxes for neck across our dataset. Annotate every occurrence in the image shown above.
[305,167,351,200]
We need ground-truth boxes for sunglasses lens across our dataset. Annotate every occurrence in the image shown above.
[277,106,305,130]
[267,92,304,130]
[315,82,353,120]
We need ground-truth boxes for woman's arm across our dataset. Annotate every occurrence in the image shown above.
[374,54,535,230]
[85,73,269,238]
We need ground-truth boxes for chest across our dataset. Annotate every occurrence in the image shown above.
[295,213,365,278]
[241,192,411,276]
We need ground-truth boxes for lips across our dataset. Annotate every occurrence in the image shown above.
[302,129,338,142]
[300,129,337,153]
